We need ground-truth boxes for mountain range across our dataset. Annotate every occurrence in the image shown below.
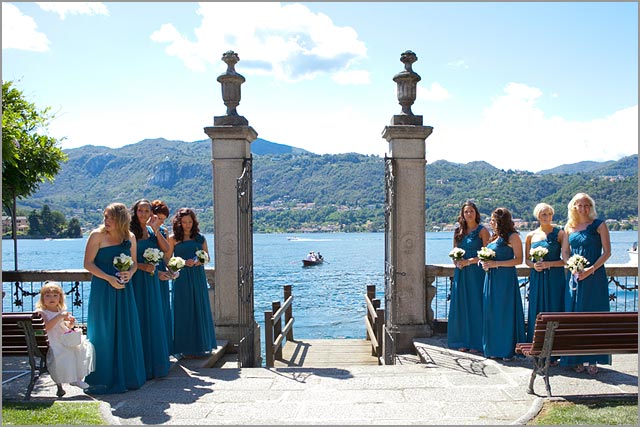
[19,138,638,232]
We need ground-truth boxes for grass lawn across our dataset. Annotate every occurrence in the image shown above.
[528,397,638,425]
[1,401,107,425]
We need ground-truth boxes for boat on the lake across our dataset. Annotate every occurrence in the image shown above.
[628,242,638,265]
[302,251,324,266]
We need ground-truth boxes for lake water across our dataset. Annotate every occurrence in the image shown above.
[2,231,637,340]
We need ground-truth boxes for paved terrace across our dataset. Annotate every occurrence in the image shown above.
[2,336,637,425]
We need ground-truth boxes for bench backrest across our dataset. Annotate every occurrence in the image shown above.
[2,312,49,356]
[528,311,638,356]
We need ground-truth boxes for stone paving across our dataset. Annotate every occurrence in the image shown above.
[2,336,637,425]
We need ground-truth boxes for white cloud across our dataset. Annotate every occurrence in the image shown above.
[426,83,637,172]
[331,70,370,85]
[150,2,367,82]
[418,82,451,102]
[2,3,50,52]
[447,59,469,70]
[36,2,109,20]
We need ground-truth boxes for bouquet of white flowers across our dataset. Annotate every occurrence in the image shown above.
[477,247,496,261]
[566,254,589,275]
[477,247,496,271]
[195,249,209,265]
[449,247,466,261]
[166,256,185,279]
[113,253,133,284]
[143,247,164,276]
[529,247,548,262]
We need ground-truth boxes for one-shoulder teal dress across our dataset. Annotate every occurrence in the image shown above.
[526,227,567,342]
[131,227,171,379]
[482,234,526,359]
[172,234,216,357]
[85,241,146,394]
[562,218,611,367]
[448,225,486,352]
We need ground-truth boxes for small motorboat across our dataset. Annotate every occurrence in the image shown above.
[302,251,324,266]
[627,242,638,265]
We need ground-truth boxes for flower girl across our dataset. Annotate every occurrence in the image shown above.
[35,281,95,395]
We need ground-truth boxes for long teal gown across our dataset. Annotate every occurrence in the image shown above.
[131,227,171,379]
[85,241,146,394]
[172,234,217,357]
[448,225,486,352]
[561,218,611,367]
[482,234,526,359]
[157,225,173,355]
[526,227,567,342]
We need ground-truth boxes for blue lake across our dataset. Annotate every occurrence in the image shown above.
[2,231,637,340]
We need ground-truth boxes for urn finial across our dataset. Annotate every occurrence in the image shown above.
[214,50,248,125]
[393,50,421,117]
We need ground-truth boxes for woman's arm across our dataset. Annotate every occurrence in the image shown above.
[524,233,534,268]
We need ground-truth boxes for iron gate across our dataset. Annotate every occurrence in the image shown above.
[237,157,255,367]
[383,156,397,365]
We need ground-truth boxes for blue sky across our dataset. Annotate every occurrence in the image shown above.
[2,1,637,172]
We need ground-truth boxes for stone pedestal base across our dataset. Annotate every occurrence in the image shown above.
[391,323,434,354]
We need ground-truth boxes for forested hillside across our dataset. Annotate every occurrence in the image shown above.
[19,138,638,233]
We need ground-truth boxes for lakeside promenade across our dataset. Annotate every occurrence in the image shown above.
[3,335,637,425]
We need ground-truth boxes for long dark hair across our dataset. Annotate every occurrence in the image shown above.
[454,201,481,245]
[172,208,200,242]
[489,207,517,242]
[130,199,151,240]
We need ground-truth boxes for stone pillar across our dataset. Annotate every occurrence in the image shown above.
[204,51,258,348]
[382,51,434,353]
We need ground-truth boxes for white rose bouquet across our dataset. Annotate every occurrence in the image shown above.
[166,256,185,279]
[529,247,548,263]
[113,253,134,284]
[143,247,164,276]
[477,247,496,271]
[195,249,209,265]
[448,247,466,261]
[566,254,589,275]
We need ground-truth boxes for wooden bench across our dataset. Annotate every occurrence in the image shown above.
[515,311,638,397]
[2,311,64,399]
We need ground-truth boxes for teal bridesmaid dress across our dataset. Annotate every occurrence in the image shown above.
[131,226,171,379]
[85,241,146,394]
[172,234,217,357]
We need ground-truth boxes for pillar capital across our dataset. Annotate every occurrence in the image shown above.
[382,125,432,159]
[204,125,258,159]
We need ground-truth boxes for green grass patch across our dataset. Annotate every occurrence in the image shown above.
[2,401,106,425]
[529,397,638,425]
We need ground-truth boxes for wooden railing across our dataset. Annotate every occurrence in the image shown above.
[264,284,294,368]
[364,284,384,362]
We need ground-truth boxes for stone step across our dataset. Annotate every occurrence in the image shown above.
[200,339,230,368]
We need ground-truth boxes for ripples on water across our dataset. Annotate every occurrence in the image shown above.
[2,231,637,340]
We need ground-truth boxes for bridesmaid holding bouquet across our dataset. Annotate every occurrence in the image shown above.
[83,202,146,394]
[167,208,217,359]
[448,201,490,353]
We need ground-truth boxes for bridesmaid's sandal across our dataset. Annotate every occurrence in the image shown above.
[574,364,586,373]
[457,348,469,352]
[587,365,599,375]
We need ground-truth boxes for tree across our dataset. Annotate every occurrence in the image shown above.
[27,209,42,236]
[2,80,68,268]
[66,218,82,238]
